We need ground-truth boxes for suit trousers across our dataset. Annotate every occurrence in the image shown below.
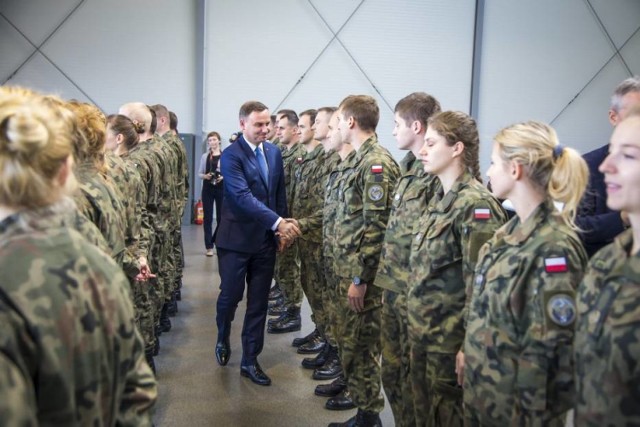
[216,236,276,365]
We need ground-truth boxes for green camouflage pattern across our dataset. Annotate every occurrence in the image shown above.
[0,202,156,426]
[574,228,640,426]
[321,150,354,347]
[332,136,400,285]
[464,199,587,426]
[73,161,126,267]
[275,143,305,309]
[375,152,439,426]
[0,352,37,426]
[331,136,400,413]
[407,171,506,426]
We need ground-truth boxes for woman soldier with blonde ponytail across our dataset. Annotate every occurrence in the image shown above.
[0,87,156,424]
[463,121,589,426]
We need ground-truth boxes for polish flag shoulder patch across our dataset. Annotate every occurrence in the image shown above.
[371,165,383,174]
[545,257,568,273]
[296,157,304,163]
[474,208,491,220]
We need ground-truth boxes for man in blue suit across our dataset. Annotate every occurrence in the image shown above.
[215,101,300,386]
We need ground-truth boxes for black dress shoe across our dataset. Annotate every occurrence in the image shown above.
[313,348,342,380]
[298,336,326,354]
[328,409,381,426]
[325,389,356,411]
[315,376,347,397]
[240,362,271,386]
[292,328,320,347]
[215,341,230,366]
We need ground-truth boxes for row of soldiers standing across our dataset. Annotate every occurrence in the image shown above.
[65,100,190,372]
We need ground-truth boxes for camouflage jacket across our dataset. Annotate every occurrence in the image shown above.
[323,150,356,263]
[375,152,440,293]
[281,143,306,203]
[162,132,190,210]
[134,136,171,233]
[291,144,326,243]
[464,199,587,425]
[574,228,640,426]
[149,133,178,223]
[332,136,400,284]
[128,142,161,242]
[407,171,506,352]
[0,202,157,426]
[73,161,127,266]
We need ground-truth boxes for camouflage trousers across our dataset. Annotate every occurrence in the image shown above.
[150,228,171,324]
[298,239,326,331]
[334,276,384,413]
[274,241,301,309]
[322,256,339,347]
[164,222,183,301]
[463,408,567,427]
[381,290,415,427]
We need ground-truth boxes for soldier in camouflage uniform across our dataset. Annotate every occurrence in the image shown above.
[328,95,400,427]
[119,102,166,353]
[152,104,189,316]
[464,121,588,426]
[269,110,306,334]
[375,93,441,427]
[574,112,640,426]
[106,113,157,370]
[65,101,127,267]
[407,111,507,427]
[0,89,157,425]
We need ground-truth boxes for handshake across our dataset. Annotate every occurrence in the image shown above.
[275,218,301,252]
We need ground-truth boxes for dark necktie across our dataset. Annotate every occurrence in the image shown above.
[255,146,269,186]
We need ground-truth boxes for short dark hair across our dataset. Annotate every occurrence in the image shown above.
[239,101,269,119]
[318,106,337,116]
[150,104,169,120]
[299,109,317,125]
[395,92,441,128]
[277,109,298,127]
[169,111,178,131]
[339,95,379,132]
[207,131,221,140]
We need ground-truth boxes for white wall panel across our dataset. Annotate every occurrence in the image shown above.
[0,17,34,82]
[589,0,640,48]
[205,0,476,160]
[476,0,640,176]
[2,0,197,132]
[0,0,79,46]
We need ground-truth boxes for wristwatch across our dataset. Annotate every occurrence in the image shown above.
[353,276,363,286]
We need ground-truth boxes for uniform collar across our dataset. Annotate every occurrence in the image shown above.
[610,229,640,281]
[501,198,557,246]
[432,170,475,213]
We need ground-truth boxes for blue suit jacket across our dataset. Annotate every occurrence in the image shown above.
[215,136,287,253]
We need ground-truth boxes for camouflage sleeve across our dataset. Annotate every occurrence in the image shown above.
[296,162,327,236]
[357,157,400,283]
[460,198,507,320]
[117,345,158,427]
[0,353,37,425]
[509,242,586,420]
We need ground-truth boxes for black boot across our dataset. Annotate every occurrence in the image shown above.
[153,333,160,356]
[328,408,382,426]
[267,307,301,334]
[298,335,326,354]
[167,292,178,317]
[292,328,320,347]
[268,298,286,315]
[268,283,282,300]
[302,341,332,369]
[145,349,156,374]
[175,288,182,301]
[160,303,172,333]
[325,389,357,411]
[313,346,342,380]
[315,375,347,397]
[268,310,288,325]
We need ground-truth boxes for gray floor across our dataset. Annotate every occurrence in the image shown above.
[153,225,395,427]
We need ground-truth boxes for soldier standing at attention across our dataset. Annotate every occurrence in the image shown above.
[286,109,330,356]
[574,107,640,425]
[407,111,507,426]
[268,110,306,334]
[463,121,588,426]
[374,92,441,427]
[328,95,400,427]
[0,87,156,425]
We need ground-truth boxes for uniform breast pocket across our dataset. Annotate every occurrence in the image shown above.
[425,219,462,272]
[343,180,362,215]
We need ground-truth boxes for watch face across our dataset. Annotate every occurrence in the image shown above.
[353,276,361,286]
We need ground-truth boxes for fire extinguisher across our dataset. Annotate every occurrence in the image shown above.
[195,199,204,225]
